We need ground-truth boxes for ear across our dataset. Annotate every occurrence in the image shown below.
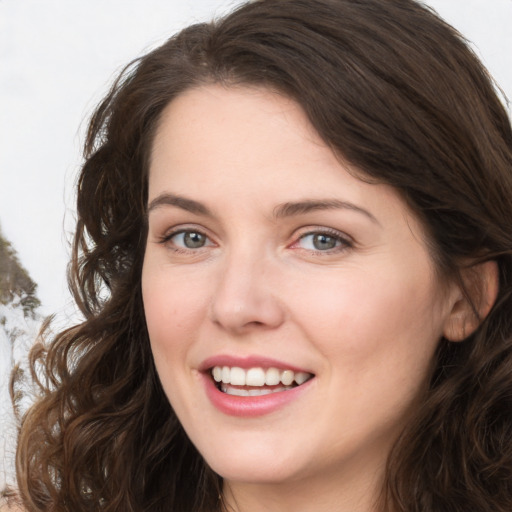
[443,260,499,342]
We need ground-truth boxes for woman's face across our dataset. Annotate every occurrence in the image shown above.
[142,85,459,491]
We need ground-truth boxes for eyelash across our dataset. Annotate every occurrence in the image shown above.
[158,227,214,253]
[292,227,353,254]
[158,226,353,255]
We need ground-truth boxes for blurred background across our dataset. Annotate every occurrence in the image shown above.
[1,0,511,490]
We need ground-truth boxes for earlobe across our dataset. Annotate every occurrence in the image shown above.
[443,260,499,342]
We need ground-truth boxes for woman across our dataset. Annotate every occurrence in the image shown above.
[10,0,512,510]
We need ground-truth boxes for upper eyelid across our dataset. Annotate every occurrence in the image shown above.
[156,226,214,248]
[160,224,211,238]
[286,227,354,256]
[155,223,354,246]
[159,229,216,254]
[293,226,353,242]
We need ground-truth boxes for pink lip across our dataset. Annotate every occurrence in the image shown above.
[199,354,310,373]
[199,354,314,417]
[201,373,313,417]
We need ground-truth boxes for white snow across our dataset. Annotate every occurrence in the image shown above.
[0,301,41,490]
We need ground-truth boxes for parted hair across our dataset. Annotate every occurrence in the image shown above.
[14,0,512,510]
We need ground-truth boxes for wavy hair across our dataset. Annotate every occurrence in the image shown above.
[14,0,512,510]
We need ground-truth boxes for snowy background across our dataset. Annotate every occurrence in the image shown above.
[1,0,511,491]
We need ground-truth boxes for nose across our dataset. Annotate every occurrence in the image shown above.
[209,251,285,334]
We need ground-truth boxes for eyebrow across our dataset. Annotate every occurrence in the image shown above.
[273,199,380,225]
[147,193,379,225]
[147,193,213,216]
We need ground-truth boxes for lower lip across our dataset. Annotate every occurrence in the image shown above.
[202,373,313,417]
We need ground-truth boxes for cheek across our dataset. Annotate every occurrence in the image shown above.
[141,267,209,366]
[289,262,444,374]
[297,268,443,424]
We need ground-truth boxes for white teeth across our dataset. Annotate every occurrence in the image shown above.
[211,365,312,387]
[248,387,273,396]
[224,385,248,396]
[212,366,222,382]
[265,367,280,385]
[294,372,310,385]
[246,367,266,386]
[280,370,294,386]
[222,384,290,396]
[230,367,246,385]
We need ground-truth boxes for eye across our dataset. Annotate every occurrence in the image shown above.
[300,233,339,251]
[163,229,214,250]
[294,229,352,253]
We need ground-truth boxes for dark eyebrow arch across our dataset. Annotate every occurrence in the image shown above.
[147,194,378,225]
[273,199,380,225]
[147,193,212,217]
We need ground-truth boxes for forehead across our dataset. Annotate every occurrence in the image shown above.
[150,84,321,173]
[148,85,419,235]
[150,85,353,197]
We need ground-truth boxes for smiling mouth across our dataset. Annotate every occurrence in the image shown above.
[211,366,314,396]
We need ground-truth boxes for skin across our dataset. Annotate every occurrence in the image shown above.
[142,85,464,512]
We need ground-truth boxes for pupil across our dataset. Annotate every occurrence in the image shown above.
[184,232,205,248]
[313,234,336,250]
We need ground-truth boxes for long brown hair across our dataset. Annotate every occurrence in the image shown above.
[15,1,512,510]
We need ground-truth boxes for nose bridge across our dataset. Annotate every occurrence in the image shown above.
[209,242,285,332]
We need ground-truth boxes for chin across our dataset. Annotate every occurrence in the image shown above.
[211,460,299,486]
[197,437,305,485]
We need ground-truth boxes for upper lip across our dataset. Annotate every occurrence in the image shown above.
[199,354,313,374]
